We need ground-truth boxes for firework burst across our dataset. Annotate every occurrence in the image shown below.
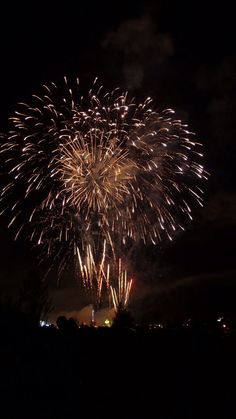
[0,77,207,295]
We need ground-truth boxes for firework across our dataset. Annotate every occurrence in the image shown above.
[0,77,207,293]
[76,240,132,309]
[110,258,133,311]
[76,239,109,307]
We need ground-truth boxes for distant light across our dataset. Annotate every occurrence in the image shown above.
[148,323,164,329]
[217,317,223,323]
[222,324,227,328]
[39,320,51,327]
[104,319,111,327]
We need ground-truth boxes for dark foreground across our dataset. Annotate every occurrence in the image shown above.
[1,323,235,419]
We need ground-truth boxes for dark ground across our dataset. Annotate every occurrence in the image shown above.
[1,323,235,418]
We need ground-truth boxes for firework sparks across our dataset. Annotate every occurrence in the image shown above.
[110,258,133,311]
[76,239,108,306]
[0,77,208,297]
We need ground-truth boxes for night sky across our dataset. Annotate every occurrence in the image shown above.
[0,1,235,321]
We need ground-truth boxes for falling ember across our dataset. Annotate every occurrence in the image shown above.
[76,239,107,307]
[110,258,133,311]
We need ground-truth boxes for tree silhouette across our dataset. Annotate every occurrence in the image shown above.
[112,303,134,329]
[18,269,52,325]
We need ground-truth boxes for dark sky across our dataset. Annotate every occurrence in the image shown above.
[0,1,235,319]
